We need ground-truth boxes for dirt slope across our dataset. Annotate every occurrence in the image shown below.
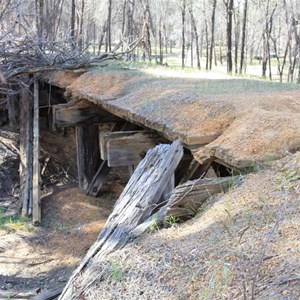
[67,152,300,300]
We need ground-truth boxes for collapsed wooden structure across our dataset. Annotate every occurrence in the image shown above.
[11,67,299,298]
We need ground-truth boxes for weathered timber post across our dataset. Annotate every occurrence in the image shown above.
[7,88,19,130]
[76,125,101,190]
[20,86,33,216]
[32,80,41,224]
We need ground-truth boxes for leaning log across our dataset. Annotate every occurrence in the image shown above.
[59,141,183,300]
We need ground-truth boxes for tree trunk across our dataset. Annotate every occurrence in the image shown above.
[106,0,112,52]
[181,0,186,69]
[70,0,76,50]
[225,0,234,74]
[239,0,248,74]
[189,8,200,69]
[78,0,85,51]
[209,0,217,70]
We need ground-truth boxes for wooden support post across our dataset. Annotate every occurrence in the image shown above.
[76,125,101,190]
[20,87,33,217]
[7,89,19,130]
[32,80,41,224]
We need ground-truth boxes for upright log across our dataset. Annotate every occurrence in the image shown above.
[32,80,41,224]
[59,141,183,300]
[20,87,33,216]
[76,125,101,190]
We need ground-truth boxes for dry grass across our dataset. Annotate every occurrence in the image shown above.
[72,153,300,300]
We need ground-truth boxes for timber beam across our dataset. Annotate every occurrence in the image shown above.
[53,99,121,127]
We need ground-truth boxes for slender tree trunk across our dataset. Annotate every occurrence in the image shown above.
[189,9,200,69]
[239,0,248,74]
[70,0,76,50]
[225,0,234,74]
[209,0,217,70]
[78,0,85,51]
[205,18,209,70]
[106,0,112,52]
[181,0,186,69]
[234,7,240,74]
[159,20,163,64]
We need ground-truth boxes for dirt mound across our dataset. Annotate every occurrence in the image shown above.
[68,153,300,300]
[48,69,300,168]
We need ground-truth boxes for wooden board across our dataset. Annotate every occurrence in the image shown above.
[105,131,166,167]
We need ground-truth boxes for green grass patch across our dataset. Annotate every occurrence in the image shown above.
[0,209,32,233]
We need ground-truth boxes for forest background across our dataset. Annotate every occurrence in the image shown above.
[1,0,300,84]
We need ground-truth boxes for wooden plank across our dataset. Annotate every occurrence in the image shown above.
[20,87,33,217]
[100,130,140,161]
[54,99,120,127]
[107,131,165,167]
[32,80,41,224]
[76,125,101,190]
[59,141,184,300]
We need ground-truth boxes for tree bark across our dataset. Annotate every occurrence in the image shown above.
[181,0,186,69]
[225,0,234,74]
[239,0,248,74]
[189,8,200,69]
[209,0,217,70]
